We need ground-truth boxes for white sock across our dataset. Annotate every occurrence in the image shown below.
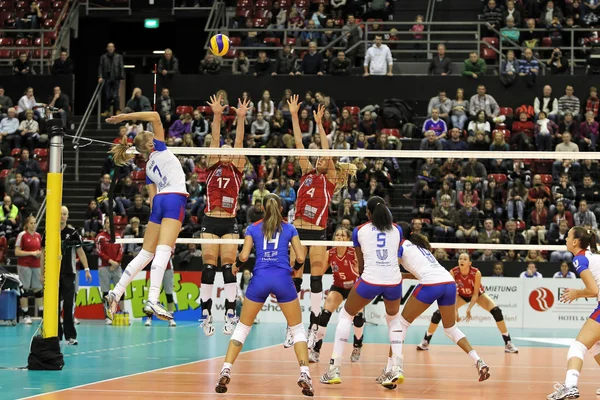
[310,291,322,321]
[565,369,580,388]
[300,365,310,377]
[113,249,154,300]
[148,245,171,303]
[224,283,237,315]
[468,350,480,364]
[387,313,409,367]
[316,325,327,343]
[386,356,393,371]
[222,362,232,372]
[331,310,353,367]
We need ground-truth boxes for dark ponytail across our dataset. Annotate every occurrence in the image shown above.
[399,221,432,252]
[367,196,392,232]
[572,226,600,254]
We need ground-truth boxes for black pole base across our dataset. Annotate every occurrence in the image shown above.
[27,335,64,370]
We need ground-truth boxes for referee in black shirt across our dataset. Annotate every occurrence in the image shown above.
[41,206,89,345]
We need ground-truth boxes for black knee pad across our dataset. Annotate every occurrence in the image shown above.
[310,275,323,293]
[353,312,365,328]
[490,306,504,322]
[222,264,236,284]
[225,300,236,315]
[431,309,442,324]
[201,264,217,284]
[201,298,213,315]
[103,292,109,299]
[165,293,174,304]
[319,309,332,327]
[293,277,303,293]
[34,290,44,298]
[23,290,34,298]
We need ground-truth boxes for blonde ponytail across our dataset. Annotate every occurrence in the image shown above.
[109,135,135,166]
[262,194,283,240]
[335,162,357,192]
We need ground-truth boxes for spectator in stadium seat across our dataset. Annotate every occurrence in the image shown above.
[558,111,578,137]
[337,198,358,227]
[16,149,41,199]
[521,18,541,49]
[502,219,526,245]
[126,194,150,225]
[330,0,345,19]
[300,20,322,46]
[83,199,102,238]
[13,53,35,76]
[272,45,297,76]
[434,248,449,261]
[520,262,543,278]
[518,48,539,87]
[503,0,522,27]
[15,1,42,38]
[458,158,487,192]
[456,197,479,243]
[287,8,305,33]
[257,90,275,120]
[462,52,486,79]
[535,111,559,151]
[0,87,13,120]
[553,261,576,278]
[558,85,581,121]
[0,108,19,153]
[191,109,209,146]
[51,51,74,76]
[578,111,599,150]
[198,53,221,75]
[47,86,69,128]
[552,173,577,214]
[492,262,504,277]
[409,15,425,58]
[428,43,452,76]
[422,108,448,143]
[449,88,468,130]
[246,199,265,225]
[499,50,519,87]
[526,198,549,244]
[444,127,468,151]
[577,174,600,219]
[9,173,30,209]
[0,195,19,241]
[478,248,498,261]
[168,113,192,145]
[420,130,443,151]
[469,85,501,123]
[427,90,452,119]
[458,180,480,208]
[478,218,501,244]
[528,174,552,207]
[574,199,598,228]
[330,51,352,75]
[503,248,523,262]
[546,47,569,75]
[251,112,270,144]
[296,42,326,75]
[342,15,364,54]
[18,87,43,121]
[363,35,393,76]
[157,48,178,90]
[268,1,287,31]
[534,85,559,122]
[253,50,272,77]
[584,86,599,119]
[14,110,39,153]
[436,179,457,206]
[482,0,503,37]
[549,220,573,262]
[157,88,176,130]
[507,178,528,221]
[500,17,520,44]
[232,51,250,75]
[432,195,457,242]
[98,43,124,117]
[540,0,564,28]
[490,130,509,151]
[125,88,151,113]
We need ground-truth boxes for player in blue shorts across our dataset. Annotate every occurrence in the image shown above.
[215,194,314,397]
[320,196,404,387]
[547,226,600,400]
[103,110,188,321]
[372,222,489,389]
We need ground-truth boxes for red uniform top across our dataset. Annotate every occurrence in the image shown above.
[95,231,124,268]
[295,170,335,228]
[329,247,359,289]
[206,161,242,215]
[15,231,42,268]
[451,266,485,298]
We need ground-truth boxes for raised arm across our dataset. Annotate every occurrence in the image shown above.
[232,97,251,171]
[289,94,312,173]
[314,104,337,183]
[206,94,225,167]
[107,111,164,142]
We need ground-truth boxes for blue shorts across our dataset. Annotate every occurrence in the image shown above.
[590,303,600,323]
[149,194,187,224]
[245,267,297,304]
[413,282,457,306]
[354,278,403,301]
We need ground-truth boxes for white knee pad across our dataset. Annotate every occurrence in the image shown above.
[289,323,307,344]
[386,313,410,331]
[590,342,600,357]
[339,307,354,322]
[231,322,252,345]
[444,325,466,344]
[567,341,588,361]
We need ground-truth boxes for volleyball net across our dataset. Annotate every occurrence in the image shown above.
[114,145,596,260]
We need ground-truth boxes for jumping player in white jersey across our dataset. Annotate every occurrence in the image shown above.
[547,226,600,400]
[102,111,188,321]
[320,196,404,387]
[372,222,490,388]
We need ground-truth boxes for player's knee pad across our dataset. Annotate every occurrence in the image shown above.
[165,293,174,304]
[201,264,217,284]
[489,306,504,322]
[23,290,34,298]
[431,309,442,324]
[34,290,43,298]
[310,275,323,293]
[293,277,303,293]
[222,264,236,284]
[231,322,252,346]
[590,342,600,357]
[567,341,588,361]
[319,309,332,327]
[444,325,466,344]
[353,312,365,328]
[289,323,307,344]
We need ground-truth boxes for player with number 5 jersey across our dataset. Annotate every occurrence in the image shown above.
[200,95,251,337]
[103,110,188,322]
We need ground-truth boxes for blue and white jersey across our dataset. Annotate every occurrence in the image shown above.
[352,222,403,285]
[553,271,576,279]
[146,139,188,195]
[573,250,600,301]
[245,221,298,272]
[399,240,454,285]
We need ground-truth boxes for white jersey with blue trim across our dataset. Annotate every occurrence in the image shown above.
[573,250,600,301]
[399,240,454,285]
[352,222,403,285]
[145,139,188,195]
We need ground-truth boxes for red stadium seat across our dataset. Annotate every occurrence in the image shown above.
[33,148,48,160]
[51,0,64,8]
[33,49,51,58]
[0,169,9,179]
[44,30,58,40]
[278,0,290,7]
[224,49,237,58]
[0,37,13,46]
[15,38,31,47]
[515,220,526,231]
[11,148,21,158]
[15,0,28,11]
[235,9,251,17]
[37,0,49,9]
[43,19,56,28]
[255,9,271,18]
[130,170,146,182]
[197,105,213,115]
[480,47,497,60]
[0,49,12,59]
[285,37,296,46]
[334,18,344,26]
[343,106,360,116]
[176,105,193,115]
[0,1,13,11]
[263,37,281,46]
[542,36,553,47]
[253,17,268,27]
[229,36,242,46]
[381,128,400,138]
[0,11,12,24]
[540,174,553,186]
[488,173,507,185]
[499,107,513,118]
[113,215,128,226]
[481,37,499,49]
[38,161,48,172]
[190,215,198,225]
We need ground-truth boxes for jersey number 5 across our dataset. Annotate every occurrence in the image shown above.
[338,272,346,280]
[377,233,386,247]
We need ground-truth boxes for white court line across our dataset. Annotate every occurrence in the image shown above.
[63,339,173,357]
[69,388,443,400]
[17,343,280,400]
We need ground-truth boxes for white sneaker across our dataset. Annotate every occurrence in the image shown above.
[320,365,341,384]
[375,368,387,384]
[297,372,314,396]
[308,349,320,363]
[103,291,118,321]
[143,301,173,321]
[200,314,215,336]
[381,366,404,390]
[169,319,177,327]
[476,359,490,382]
[307,327,317,349]
[505,341,519,353]
[145,318,152,326]
[351,346,362,362]
[74,317,80,325]
[223,314,238,335]
[105,318,112,325]
[66,338,78,346]
[283,326,294,348]
[23,315,32,325]
[547,383,579,400]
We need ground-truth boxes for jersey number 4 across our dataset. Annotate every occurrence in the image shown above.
[306,187,316,197]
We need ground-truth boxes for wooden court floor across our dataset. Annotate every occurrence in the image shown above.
[23,343,600,400]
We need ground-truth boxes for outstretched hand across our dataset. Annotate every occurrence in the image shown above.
[313,104,325,125]
[232,97,251,118]
[207,94,225,115]
[287,94,300,114]
[106,114,126,124]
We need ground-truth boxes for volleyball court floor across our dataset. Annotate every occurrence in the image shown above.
[1,321,599,400]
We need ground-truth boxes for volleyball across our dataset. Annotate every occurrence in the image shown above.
[209,34,230,57]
